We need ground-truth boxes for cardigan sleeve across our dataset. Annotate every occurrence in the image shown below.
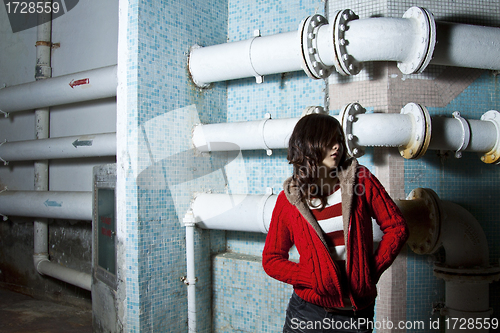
[361,168,409,282]
[262,192,314,289]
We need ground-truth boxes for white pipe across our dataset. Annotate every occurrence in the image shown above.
[190,193,384,244]
[0,191,92,220]
[192,111,497,154]
[191,193,277,233]
[0,65,117,114]
[431,22,500,70]
[438,201,489,267]
[344,18,417,63]
[0,133,116,162]
[188,8,500,85]
[34,255,92,291]
[183,210,197,333]
[189,31,301,87]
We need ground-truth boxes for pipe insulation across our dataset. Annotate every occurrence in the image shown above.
[0,133,116,162]
[0,191,92,220]
[0,65,117,114]
[188,7,500,86]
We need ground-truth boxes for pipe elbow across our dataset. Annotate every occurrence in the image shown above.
[33,253,50,275]
[438,200,489,268]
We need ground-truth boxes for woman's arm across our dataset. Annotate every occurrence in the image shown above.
[262,193,314,289]
[362,169,409,282]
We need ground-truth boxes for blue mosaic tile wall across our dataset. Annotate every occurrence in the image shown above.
[123,0,228,331]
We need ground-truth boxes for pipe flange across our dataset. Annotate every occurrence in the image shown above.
[480,110,500,164]
[339,103,366,158]
[397,7,436,75]
[299,14,333,79]
[434,263,500,283]
[406,188,441,254]
[398,103,431,159]
[332,9,360,76]
[452,111,470,158]
[301,106,327,117]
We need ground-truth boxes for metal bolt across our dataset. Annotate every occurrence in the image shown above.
[309,48,316,54]
[354,104,359,111]
[400,150,405,156]
[343,13,349,20]
[410,149,413,155]
[349,64,354,71]
[492,154,496,160]
[348,134,354,140]
[308,33,315,39]
[319,69,325,76]
[312,61,318,67]
[340,39,346,46]
[348,115,354,122]
[340,24,346,31]
[311,20,318,27]
[352,148,359,155]
[342,54,349,61]
[316,16,323,23]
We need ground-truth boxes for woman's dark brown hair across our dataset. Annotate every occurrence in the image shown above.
[287,113,347,208]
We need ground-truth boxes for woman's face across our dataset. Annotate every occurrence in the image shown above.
[320,134,344,170]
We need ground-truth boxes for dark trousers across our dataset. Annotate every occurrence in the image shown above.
[283,292,374,333]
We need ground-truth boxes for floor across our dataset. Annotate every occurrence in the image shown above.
[0,288,92,333]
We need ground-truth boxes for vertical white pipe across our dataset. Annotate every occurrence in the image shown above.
[34,3,52,260]
[183,210,197,333]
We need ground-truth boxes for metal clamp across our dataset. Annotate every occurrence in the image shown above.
[452,111,470,158]
[0,187,8,221]
[0,140,8,165]
[339,103,366,158]
[397,7,436,74]
[0,109,9,118]
[301,106,327,117]
[257,187,274,233]
[480,110,500,164]
[332,9,361,76]
[299,14,333,79]
[399,103,432,159]
[259,113,273,156]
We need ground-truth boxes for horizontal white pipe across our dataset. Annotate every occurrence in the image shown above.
[192,193,277,233]
[0,65,117,113]
[191,193,384,244]
[0,191,92,220]
[35,256,91,291]
[344,18,416,63]
[0,133,116,162]
[431,22,500,70]
[429,117,496,153]
[189,31,301,86]
[193,113,496,153]
[188,10,500,84]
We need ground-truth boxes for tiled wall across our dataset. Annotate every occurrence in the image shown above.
[120,0,500,331]
[118,0,228,331]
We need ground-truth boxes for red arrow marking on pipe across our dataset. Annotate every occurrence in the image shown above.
[69,78,90,88]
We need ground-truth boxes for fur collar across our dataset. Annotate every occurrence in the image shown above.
[283,158,358,250]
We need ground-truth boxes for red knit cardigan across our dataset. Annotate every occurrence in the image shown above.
[262,159,409,310]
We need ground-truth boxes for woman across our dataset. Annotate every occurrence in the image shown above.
[262,113,409,332]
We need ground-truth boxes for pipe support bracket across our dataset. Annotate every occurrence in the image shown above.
[300,14,332,79]
[399,103,431,159]
[340,103,366,158]
[332,9,361,76]
[452,111,470,158]
[480,110,500,164]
